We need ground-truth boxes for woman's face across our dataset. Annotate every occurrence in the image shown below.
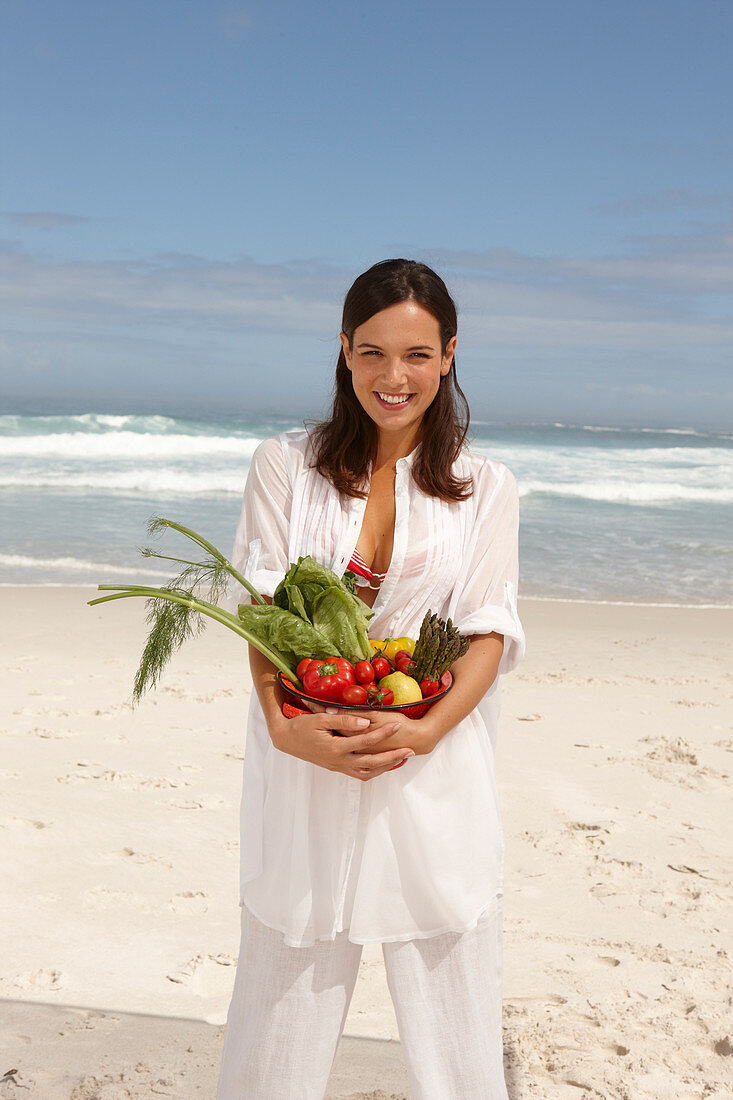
[340,301,456,445]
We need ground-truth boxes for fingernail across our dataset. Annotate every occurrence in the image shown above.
[390,759,407,770]
[326,707,338,715]
[356,718,370,728]
[404,750,415,758]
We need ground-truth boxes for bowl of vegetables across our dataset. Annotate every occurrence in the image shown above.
[89,521,467,723]
[277,611,467,720]
[278,668,454,719]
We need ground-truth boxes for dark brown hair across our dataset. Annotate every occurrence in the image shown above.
[309,258,472,501]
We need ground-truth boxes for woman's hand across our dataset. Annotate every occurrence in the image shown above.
[269,708,415,781]
[303,701,439,757]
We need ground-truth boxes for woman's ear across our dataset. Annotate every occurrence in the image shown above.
[441,335,457,375]
[339,332,352,370]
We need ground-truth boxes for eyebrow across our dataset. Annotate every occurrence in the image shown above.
[356,342,436,351]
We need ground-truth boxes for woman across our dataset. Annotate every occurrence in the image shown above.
[218,259,525,1099]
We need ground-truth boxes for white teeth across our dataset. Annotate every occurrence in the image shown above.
[377,393,411,405]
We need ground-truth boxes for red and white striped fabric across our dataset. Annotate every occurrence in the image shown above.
[347,548,387,588]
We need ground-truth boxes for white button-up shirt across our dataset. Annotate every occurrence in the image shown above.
[227,429,525,946]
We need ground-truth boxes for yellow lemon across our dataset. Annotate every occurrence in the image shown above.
[378,671,422,705]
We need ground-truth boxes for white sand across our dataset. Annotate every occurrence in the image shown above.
[1,587,731,1098]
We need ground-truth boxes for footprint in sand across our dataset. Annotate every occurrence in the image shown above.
[57,764,188,790]
[31,726,76,739]
[166,953,236,997]
[13,705,70,718]
[4,818,52,831]
[643,735,699,765]
[12,968,63,992]
[83,886,149,911]
[118,847,173,868]
[169,891,209,915]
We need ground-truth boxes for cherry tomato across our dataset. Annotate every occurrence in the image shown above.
[366,685,394,707]
[371,655,391,680]
[354,660,375,685]
[341,684,368,706]
[420,677,441,698]
[394,651,417,675]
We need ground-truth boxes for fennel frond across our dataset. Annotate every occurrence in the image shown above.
[88,517,300,703]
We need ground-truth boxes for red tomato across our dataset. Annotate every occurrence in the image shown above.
[394,652,417,675]
[354,660,375,685]
[420,677,440,698]
[371,656,391,680]
[366,685,394,707]
[341,684,368,706]
[296,657,316,681]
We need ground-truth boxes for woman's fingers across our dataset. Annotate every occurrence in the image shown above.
[325,713,372,736]
[334,724,402,753]
[347,747,415,780]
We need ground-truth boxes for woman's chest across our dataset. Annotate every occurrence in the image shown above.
[287,468,473,632]
[354,467,397,575]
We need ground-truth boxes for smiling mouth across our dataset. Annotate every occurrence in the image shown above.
[374,392,415,407]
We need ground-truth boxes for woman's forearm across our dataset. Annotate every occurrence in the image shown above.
[417,631,504,748]
[248,643,289,740]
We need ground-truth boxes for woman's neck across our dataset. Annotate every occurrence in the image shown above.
[374,427,421,471]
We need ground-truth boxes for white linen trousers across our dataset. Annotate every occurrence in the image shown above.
[217,898,509,1099]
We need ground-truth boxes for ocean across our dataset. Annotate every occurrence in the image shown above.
[1,411,731,606]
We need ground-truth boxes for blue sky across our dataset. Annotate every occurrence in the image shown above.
[1,0,731,427]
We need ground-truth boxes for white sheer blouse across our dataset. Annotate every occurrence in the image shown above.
[227,429,525,947]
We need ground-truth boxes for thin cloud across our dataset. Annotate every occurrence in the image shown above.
[1,225,731,358]
[219,7,254,36]
[596,189,731,216]
[3,211,92,229]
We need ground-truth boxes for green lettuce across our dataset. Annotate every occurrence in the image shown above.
[236,602,340,668]
[274,556,374,663]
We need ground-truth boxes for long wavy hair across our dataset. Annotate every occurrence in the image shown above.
[309,258,472,501]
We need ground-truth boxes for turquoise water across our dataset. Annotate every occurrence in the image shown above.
[1,411,731,604]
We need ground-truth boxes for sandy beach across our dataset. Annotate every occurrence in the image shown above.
[2,586,732,1099]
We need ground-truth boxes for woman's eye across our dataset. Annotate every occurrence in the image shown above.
[410,352,430,359]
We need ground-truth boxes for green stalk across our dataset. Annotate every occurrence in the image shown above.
[88,585,301,687]
[147,517,266,605]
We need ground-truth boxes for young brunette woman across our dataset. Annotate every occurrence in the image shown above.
[217,259,525,1099]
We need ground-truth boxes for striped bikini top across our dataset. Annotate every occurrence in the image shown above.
[347,549,387,589]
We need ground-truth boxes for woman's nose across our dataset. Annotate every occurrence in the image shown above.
[380,358,408,384]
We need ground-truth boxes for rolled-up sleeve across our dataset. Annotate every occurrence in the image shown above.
[448,462,525,676]
[225,436,293,611]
